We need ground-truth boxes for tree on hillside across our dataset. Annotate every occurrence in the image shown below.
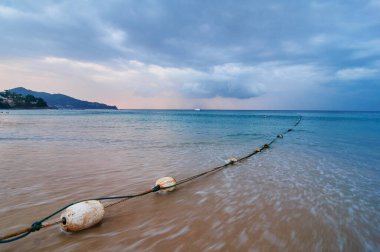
[25,94,37,103]
[36,98,47,107]
[0,91,48,108]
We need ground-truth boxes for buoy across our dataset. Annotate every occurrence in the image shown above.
[256,148,261,152]
[155,177,176,192]
[277,134,283,138]
[60,200,105,232]
[225,157,238,164]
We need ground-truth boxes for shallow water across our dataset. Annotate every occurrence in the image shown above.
[0,110,379,251]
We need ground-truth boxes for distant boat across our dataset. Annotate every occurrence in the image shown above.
[194,108,201,111]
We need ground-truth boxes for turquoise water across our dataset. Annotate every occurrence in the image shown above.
[0,110,379,251]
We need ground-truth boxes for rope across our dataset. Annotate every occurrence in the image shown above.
[0,219,62,243]
[0,116,302,244]
[0,189,157,243]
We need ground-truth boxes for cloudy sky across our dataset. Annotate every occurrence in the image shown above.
[0,0,379,110]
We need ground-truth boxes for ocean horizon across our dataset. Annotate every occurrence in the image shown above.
[1,109,379,251]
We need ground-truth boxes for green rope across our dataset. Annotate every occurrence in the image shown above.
[157,116,303,188]
[0,230,33,244]
[0,116,302,244]
[0,190,156,243]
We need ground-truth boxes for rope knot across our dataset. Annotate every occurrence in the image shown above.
[31,221,42,232]
[151,185,161,192]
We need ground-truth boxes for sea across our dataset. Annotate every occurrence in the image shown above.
[0,110,379,251]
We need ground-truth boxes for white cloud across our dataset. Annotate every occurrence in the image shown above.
[345,39,380,59]
[282,41,306,54]
[0,5,35,19]
[335,67,378,80]
[0,3,72,22]
[369,0,380,7]
[97,23,131,53]
[309,34,329,46]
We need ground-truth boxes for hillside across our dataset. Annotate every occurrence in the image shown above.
[0,90,48,109]
[8,87,118,110]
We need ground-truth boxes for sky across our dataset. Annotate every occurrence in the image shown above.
[0,0,379,110]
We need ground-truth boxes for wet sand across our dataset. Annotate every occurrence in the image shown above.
[1,110,379,251]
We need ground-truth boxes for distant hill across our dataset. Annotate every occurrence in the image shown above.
[0,90,48,109]
[8,87,118,110]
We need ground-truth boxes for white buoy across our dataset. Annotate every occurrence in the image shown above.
[225,157,238,164]
[60,200,105,232]
[155,177,176,192]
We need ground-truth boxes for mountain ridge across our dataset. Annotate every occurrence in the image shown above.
[8,87,118,110]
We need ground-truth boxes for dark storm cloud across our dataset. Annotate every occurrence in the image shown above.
[181,80,265,99]
[1,0,379,67]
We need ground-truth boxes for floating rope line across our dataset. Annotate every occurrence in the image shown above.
[0,116,302,244]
